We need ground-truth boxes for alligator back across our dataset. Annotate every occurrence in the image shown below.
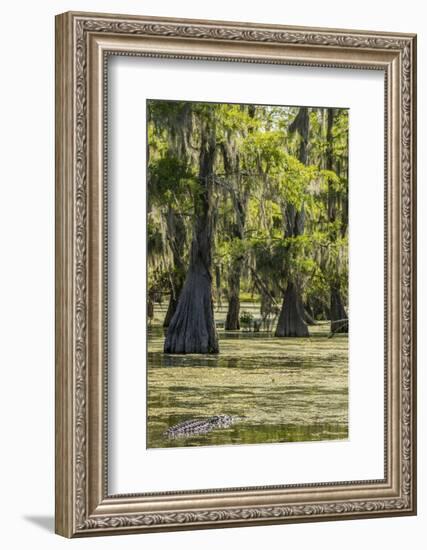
[164,415,234,438]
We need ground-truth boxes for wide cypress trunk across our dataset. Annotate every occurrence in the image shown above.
[164,129,219,354]
[275,282,309,337]
[279,194,308,337]
[330,284,348,334]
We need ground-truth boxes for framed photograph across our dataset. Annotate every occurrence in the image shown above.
[55,11,417,537]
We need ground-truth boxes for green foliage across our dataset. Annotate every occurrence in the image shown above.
[147,100,349,316]
[149,154,196,209]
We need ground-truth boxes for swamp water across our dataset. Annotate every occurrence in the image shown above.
[147,319,348,449]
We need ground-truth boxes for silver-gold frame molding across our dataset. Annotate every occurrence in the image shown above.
[55,11,417,538]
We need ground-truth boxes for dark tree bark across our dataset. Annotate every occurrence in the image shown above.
[225,262,242,330]
[275,107,310,337]
[330,284,348,333]
[163,283,182,328]
[304,307,316,326]
[224,202,246,330]
[164,125,219,354]
[308,295,329,321]
[289,107,310,165]
[275,282,309,337]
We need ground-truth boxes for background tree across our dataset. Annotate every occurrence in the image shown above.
[215,104,257,330]
[147,102,194,327]
[326,108,349,333]
[274,107,310,337]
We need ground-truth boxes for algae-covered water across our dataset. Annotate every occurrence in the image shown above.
[147,307,348,449]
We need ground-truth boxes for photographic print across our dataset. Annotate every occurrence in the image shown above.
[147,99,349,449]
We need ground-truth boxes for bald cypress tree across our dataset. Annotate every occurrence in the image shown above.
[326,109,348,334]
[275,107,309,337]
[164,109,219,354]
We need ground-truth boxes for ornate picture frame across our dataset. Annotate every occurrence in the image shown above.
[55,11,417,537]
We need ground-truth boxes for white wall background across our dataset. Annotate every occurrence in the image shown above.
[0,1,423,548]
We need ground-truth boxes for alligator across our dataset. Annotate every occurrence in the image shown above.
[164,415,234,439]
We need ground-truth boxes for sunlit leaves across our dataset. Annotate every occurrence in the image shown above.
[148,154,196,211]
[147,100,349,316]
